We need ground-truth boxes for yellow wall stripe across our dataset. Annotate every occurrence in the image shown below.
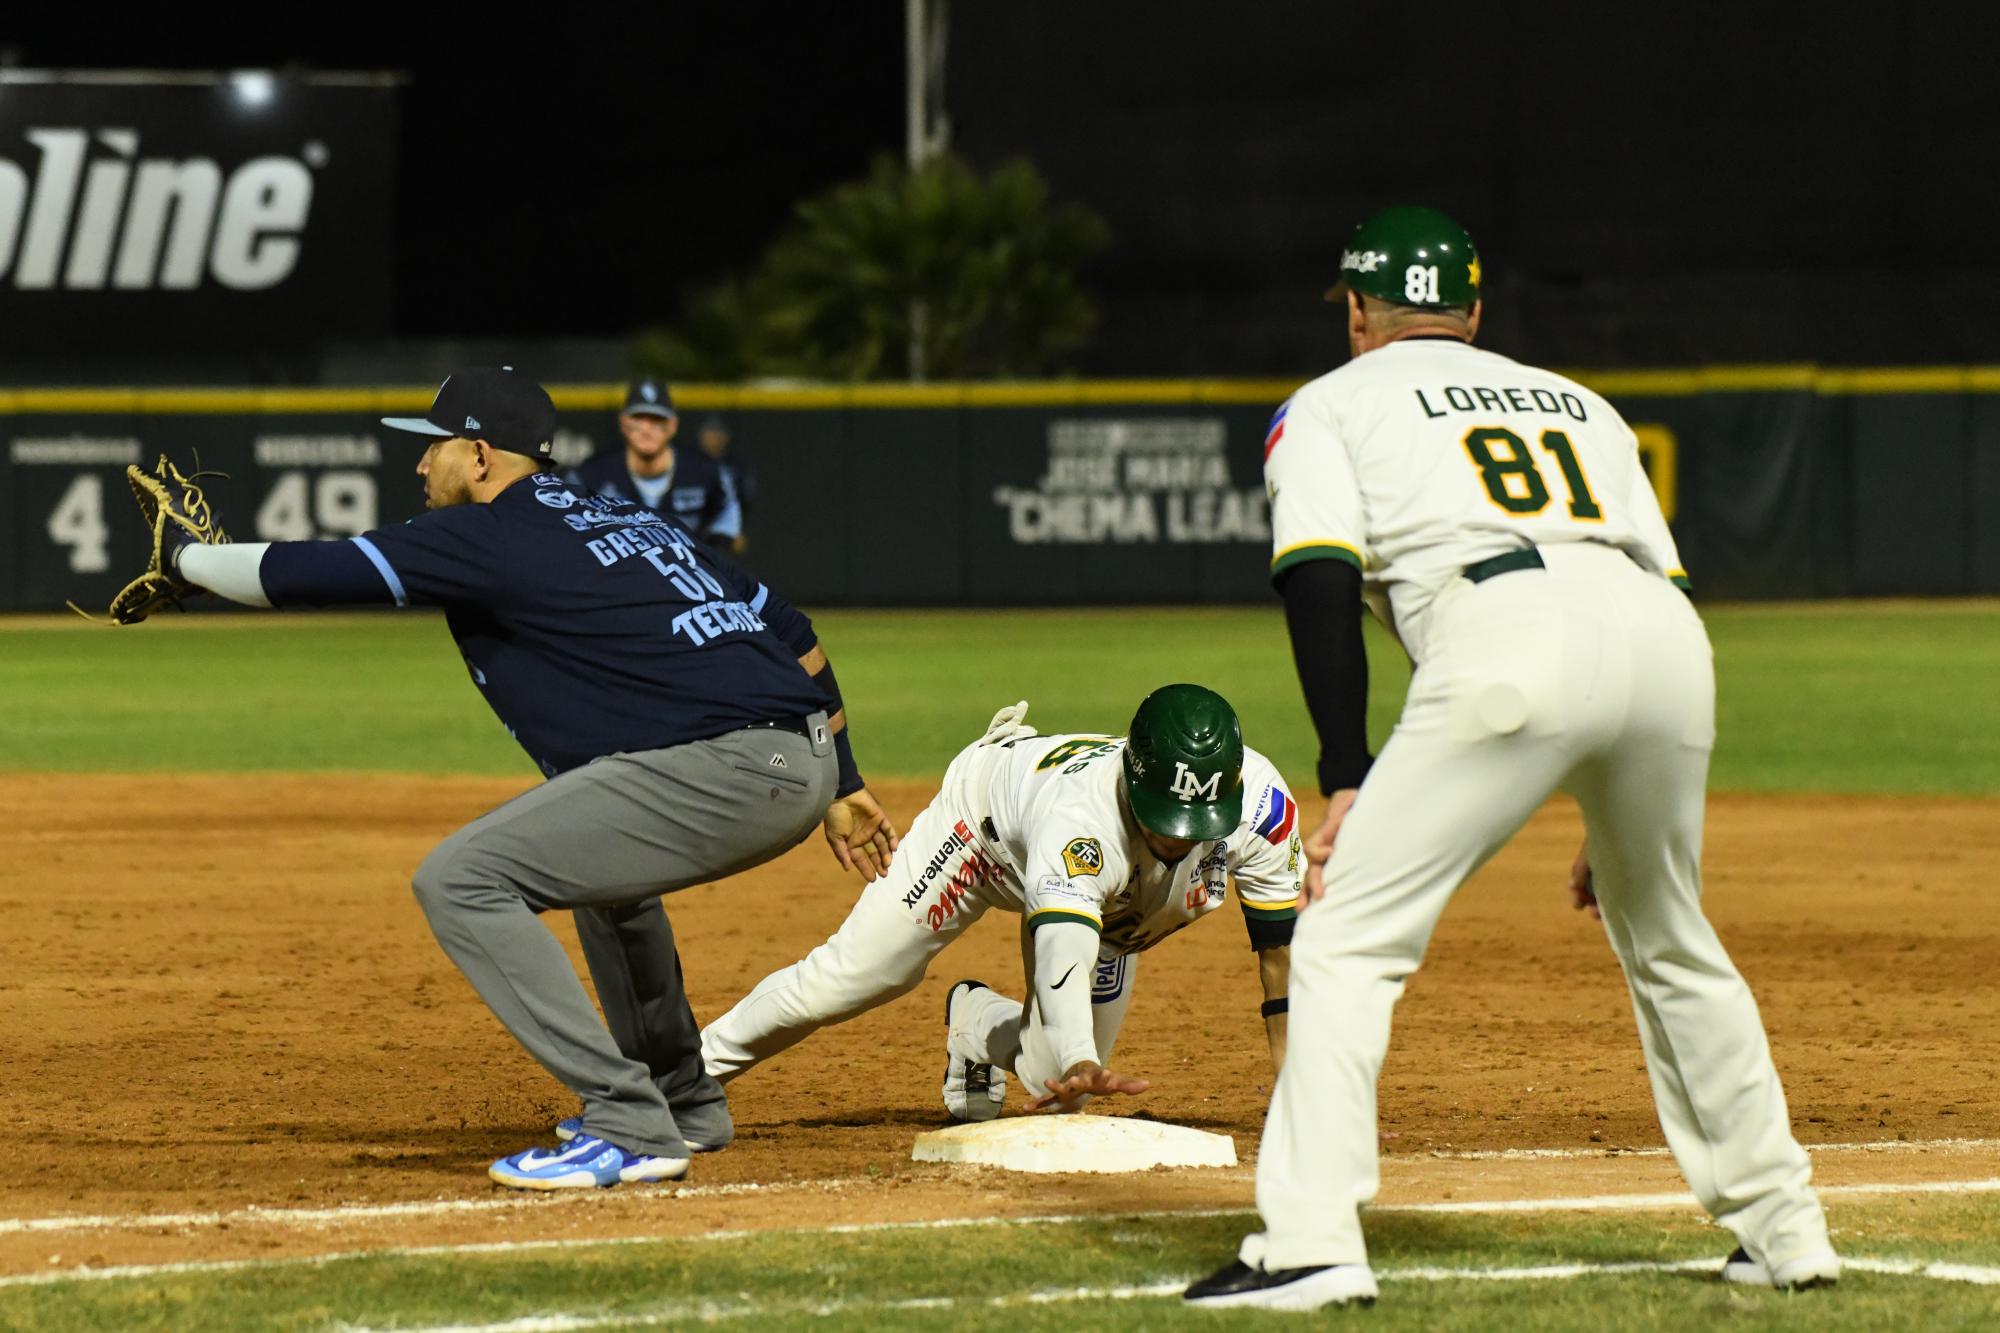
[7,367,2000,414]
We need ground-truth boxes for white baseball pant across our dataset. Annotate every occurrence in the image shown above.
[700,758,1135,1093]
[1243,543,1829,1274]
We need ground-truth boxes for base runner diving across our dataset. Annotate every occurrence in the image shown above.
[700,686,1302,1114]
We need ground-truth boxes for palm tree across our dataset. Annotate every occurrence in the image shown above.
[634,156,1110,382]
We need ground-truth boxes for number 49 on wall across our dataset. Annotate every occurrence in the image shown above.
[255,470,378,541]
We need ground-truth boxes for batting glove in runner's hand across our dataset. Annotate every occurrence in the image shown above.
[978,700,1037,746]
[71,454,231,625]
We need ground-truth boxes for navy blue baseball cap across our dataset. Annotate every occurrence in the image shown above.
[382,367,559,463]
[623,378,676,419]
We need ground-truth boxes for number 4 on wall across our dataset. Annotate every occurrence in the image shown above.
[47,473,112,573]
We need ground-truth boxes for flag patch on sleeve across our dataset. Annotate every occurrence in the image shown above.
[1262,401,1290,462]
[1252,786,1296,844]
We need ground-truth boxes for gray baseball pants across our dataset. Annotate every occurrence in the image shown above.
[411,716,834,1159]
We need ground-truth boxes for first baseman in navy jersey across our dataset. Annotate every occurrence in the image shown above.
[168,367,898,1191]
[566,378,742,547]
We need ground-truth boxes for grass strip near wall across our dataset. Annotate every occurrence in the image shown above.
[2,602,1995,794]
[5,1196,1996,1332]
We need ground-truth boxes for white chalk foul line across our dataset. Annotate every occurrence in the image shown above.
[328,1257,2000,1332]
[15,1170,1980,1246]
[0,1175,863,1238]
[1429,1135,2000,1162]
[5,1178,1997,1292]
[1383,1176,2000,1215]
[9,1132,1994,1241]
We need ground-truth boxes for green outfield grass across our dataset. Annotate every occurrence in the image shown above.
[2,602,1996,794]
[7,1195,1996,1332]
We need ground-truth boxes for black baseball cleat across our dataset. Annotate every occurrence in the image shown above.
[1721,1244,1841,1290]
[1183,1258,1379,1310]
[941,979,1006,1122]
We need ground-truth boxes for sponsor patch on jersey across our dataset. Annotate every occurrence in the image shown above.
[1200,841,1228,900]
[1033,877,1101,913]
[533,486,581,509]
[1091,954,1129,1006]
[1263,400,1290,462]
[901,819,979,909]
[1062,837,1104,877]
[1252,785,1296,845]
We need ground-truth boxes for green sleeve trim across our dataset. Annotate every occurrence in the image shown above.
[1669,571,1693,591]
[1027,909,1103,934]
[1271,541,1363,583]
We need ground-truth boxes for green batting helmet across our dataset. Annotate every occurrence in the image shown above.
[1326,204,1482,308]
[1122,684,1245,840]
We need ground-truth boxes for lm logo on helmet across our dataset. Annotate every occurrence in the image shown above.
[1170,762,1221,803]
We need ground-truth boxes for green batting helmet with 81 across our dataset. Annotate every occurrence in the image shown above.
[1326,204,1481,308]
[1123,683,1245,840]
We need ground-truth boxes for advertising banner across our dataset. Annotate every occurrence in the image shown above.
[0,73,397,355]
[4,380,1996,612]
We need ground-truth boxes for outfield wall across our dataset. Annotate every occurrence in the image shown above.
[4,370,1997,611]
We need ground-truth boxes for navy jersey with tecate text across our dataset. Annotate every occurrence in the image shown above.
[259,475,823,777]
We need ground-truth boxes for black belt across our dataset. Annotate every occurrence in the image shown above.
[1463,548,1545,583]
[744,716,816,740]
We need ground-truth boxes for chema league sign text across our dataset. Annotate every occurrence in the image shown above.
[993,418,1270,547]
[0,77,395,352]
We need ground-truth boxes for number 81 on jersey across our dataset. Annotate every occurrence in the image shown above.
[1462,426,1603,522]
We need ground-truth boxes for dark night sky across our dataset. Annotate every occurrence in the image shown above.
[12,6,2000,369]
[4,13,909,338]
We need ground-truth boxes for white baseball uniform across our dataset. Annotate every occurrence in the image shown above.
[1244,337,1829,1274]
[700,718,1302,1099]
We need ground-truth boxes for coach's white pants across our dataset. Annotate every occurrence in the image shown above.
[1243,545,1828,1274]
[700,755,1134,1094]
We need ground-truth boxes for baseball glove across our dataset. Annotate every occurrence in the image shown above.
[71,455,231,625]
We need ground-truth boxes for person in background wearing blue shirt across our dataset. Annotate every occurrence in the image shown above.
[168,367,898,1191]
[567,378,742,548]
[695,414,753,555]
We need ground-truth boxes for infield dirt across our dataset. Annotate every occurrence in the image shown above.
[2,774,1993,1273]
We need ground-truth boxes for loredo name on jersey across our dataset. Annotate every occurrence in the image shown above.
[1414,384,1590,423]
[0,128,319,291]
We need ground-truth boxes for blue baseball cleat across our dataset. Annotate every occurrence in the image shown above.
[488,1135,690,1190]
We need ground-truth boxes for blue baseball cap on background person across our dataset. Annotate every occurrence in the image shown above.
[382,366,560,464]
[624,378,676,419]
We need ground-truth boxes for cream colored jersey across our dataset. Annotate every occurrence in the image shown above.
[1265,338,1687,661]
[949,735,1303,958]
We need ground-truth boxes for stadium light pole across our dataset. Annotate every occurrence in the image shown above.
[906,0,950,381]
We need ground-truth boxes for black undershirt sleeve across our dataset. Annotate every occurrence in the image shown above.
[1278,558,1373,795]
